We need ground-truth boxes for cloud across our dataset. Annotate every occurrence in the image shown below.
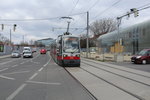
[0,0,150,44]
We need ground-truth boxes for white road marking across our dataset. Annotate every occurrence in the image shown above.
[0,61,13,65]
[11,65,18,68]
[6,84,27,100]
[20,62,25,64]
[2,71,30,75]
[0,58,21,65]
[29,73,38,80]
[38,67,44,72]
[31,53,40,61]
[26,80,61,85]
[0,68,8,72]
[0,75,15,80]
[43,55,51,67]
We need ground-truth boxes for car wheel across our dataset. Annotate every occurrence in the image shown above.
[142,60,147,64]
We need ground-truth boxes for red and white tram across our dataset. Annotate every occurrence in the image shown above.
[50,34,80,67]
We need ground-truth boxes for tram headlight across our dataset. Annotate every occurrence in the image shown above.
[76,54,80,57]
[63,54,68,57]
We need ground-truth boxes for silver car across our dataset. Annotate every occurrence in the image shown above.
[11,50,21,58]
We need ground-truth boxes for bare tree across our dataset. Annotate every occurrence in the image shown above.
[90,18,117,36]
[0,33,10,44]
[29,40,35,45]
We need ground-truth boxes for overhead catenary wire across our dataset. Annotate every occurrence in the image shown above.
[0,12,86,22]
[91,0,122,21]
[87,0,100,11]
[68,0,80,16]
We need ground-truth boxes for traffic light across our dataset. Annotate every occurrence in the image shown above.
[130,8,139,17]
[13,24,17,31]
[1,24,4,30]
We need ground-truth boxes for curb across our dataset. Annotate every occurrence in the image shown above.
[0,55,11,59]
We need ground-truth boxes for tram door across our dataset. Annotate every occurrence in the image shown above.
[57,35,63,64]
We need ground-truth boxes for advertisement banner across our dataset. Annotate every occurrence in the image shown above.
[0,44,4,52]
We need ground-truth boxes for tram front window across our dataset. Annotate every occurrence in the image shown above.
[63,37,79,53]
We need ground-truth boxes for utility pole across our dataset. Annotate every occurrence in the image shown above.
[86,11,89,58]
[10,29,12,45]
[117,17,122,53]
[23,35,24,44]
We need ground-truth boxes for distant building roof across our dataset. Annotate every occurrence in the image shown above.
[36,38,54,46]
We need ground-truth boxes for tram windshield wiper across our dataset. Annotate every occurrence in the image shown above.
[71,48,79,54]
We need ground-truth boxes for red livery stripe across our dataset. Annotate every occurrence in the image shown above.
[57,56,62,60]
[63,56,80,60]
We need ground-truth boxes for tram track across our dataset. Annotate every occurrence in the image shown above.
[82,58,150,79]
[79,59,150,100]
[82,61,150,87]
[79,66,144,100]
[64,67,98,100]
[65,58,150,100]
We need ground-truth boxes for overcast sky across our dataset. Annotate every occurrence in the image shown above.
[0,0,150,43]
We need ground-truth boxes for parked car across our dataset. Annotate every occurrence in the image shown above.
[11,50,21,58]
[131,49,150,64]
[40,49,46,54]
[23,51,33,58]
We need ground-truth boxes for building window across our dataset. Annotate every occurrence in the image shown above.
[142,28,146,37]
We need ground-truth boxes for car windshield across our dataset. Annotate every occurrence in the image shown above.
[63,37,79,53]
[24,52,31,54]
[12,51,19,53]
[138,50,147,55]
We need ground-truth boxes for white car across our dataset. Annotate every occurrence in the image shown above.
[23,51,33,58]
[23,47,31,54]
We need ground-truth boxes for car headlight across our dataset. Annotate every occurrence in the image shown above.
[136,56,141,59]
[76,54,80,57]
[63,54,68,57]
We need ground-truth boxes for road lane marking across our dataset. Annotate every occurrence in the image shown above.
[29,73,38,80]
[0,58,21,65]
[6,84,27,100]
[43,55,51,67]
[2,71,30,75]
[30,60,39,64]
[38,67,44,72]
[0,75,15,80]
[11,65,18,68]
[0,61,13,65]
[20,62,25,64]
[30,53,40,61]
[0,68,8,72]
[26,81,61,85]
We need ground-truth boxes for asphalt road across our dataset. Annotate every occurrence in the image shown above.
[0,52,94,100]
[109,62,150,72]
